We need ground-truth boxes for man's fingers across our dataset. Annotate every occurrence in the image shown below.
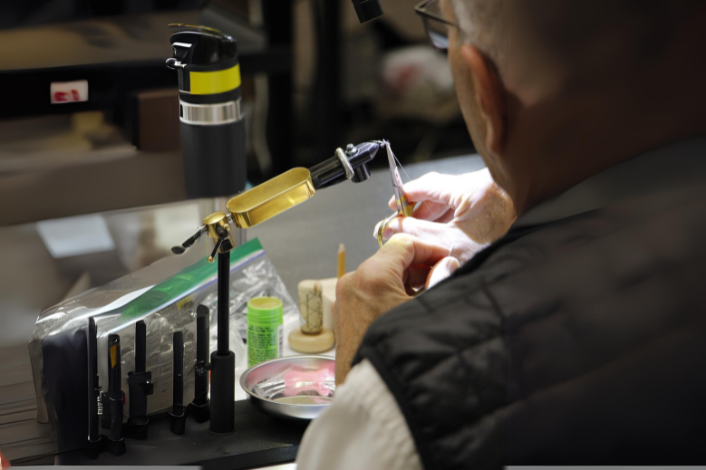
[388,197,450,221]
[412,201,453,221]
[426,256,460,289]
[436,208,456,224]
[387,172,455,208]
[378,216,450,245]
[381,234,450,272]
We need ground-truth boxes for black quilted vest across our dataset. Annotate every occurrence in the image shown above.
[354,186,706,469]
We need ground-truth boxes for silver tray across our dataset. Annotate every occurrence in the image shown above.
[240,355,335,420]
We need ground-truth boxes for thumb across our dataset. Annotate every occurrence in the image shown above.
[426,256,460,289]
[1,448,10,469]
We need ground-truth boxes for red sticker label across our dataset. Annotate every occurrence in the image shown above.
[50,80,88,104]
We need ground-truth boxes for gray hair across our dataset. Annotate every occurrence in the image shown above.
[451,0,702,80]
[451,0,508,73]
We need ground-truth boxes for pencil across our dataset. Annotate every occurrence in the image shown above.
[338,243,346,279]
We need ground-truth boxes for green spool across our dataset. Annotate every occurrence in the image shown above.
[247,297,284,367]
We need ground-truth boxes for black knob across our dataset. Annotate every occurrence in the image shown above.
[352,164,371,183]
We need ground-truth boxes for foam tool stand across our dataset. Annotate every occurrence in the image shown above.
[62,298,308,469]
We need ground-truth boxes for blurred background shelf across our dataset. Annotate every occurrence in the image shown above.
[0,0,475,226]
[0,8,285,120]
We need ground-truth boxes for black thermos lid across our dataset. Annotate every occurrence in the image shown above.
[169,27,237,69]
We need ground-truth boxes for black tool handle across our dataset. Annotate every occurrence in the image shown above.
[107,335,124,445]
[87,317,100,443]
[170,331,187,435]
[172,228,205,255]
[190,304,212,423]
[173,331,184,409]
[128,320,153,436]
[135,321,146,373]
[195,304,210,403]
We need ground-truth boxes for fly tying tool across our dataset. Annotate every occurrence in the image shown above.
[377,141,413,247]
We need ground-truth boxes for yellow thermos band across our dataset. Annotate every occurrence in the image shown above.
[189,64,241,95]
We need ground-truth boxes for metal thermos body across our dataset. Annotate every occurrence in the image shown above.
[168,28,247,199]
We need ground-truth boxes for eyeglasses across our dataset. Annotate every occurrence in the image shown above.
[414,0,458,51]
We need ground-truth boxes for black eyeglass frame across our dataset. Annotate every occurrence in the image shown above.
[414,0,458,51]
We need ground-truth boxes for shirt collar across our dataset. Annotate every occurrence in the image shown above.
[514,138,706,227]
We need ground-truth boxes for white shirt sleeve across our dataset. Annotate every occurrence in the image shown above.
[296,359,423,470]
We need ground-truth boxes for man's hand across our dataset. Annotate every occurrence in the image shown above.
[377,169,516,263]
[334,234,458,384]
[1,448,9,469]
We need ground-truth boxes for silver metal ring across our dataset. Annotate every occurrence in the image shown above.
[377,213,399,248]
[179,99,243,126]
[336,147,355,179]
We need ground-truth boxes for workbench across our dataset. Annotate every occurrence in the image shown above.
[0,155,485,468]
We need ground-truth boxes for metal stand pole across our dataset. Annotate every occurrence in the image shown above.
[209,250,235,433]
[217,250,230,355]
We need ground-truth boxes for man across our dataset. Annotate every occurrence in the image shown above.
[298,0,706,468]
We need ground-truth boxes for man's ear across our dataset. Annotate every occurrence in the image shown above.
[461,45,507,156]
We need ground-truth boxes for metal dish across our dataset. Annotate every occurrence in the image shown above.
[240,355,335,420]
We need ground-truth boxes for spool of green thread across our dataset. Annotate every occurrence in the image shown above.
[247,297,284,367]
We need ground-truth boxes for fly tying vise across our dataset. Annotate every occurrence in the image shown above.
[377,141,413,247]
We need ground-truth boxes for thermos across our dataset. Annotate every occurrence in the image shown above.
[167,26,247,199]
